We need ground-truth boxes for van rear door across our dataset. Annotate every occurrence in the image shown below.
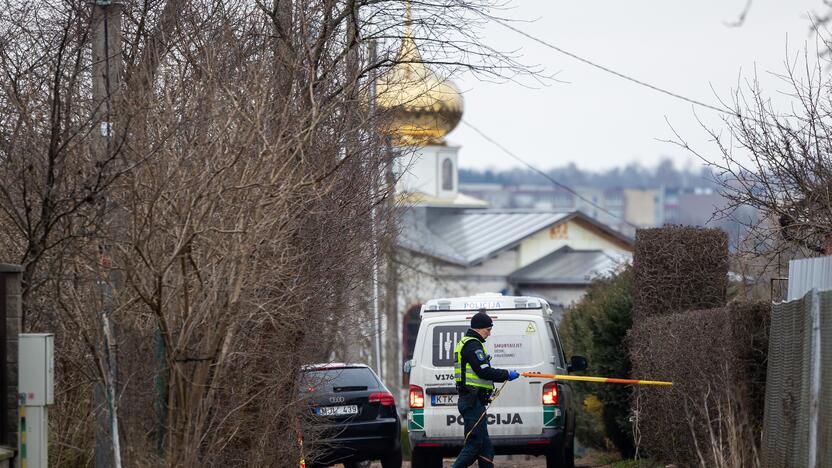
[485,318,547,437]
[423,322,467,439]
[422,318,549,438]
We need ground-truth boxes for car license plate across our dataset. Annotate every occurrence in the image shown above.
[317,405,359,416]
[432,394,457,406]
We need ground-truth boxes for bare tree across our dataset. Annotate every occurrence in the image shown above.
[1,0,534,465]
[671,50,832,271]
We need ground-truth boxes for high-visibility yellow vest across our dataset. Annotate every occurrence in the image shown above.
[454,336,495,390]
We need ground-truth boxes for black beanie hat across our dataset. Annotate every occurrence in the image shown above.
[471,310,493,329]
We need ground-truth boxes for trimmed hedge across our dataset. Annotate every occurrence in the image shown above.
[628,302,769,465]
[633,227,728,321]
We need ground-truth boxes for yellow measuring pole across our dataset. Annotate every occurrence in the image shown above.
[521,372,673,386]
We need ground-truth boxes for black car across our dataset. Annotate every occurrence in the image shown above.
[300,363,402,468]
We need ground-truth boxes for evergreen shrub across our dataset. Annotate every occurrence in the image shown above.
[560,267,635,457]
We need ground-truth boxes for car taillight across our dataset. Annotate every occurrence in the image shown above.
[409,385,424,408]
[369,391,395,406]
[542,381,558,405]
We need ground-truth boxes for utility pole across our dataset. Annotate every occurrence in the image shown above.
[382,139,401,394]
[92,0,121,141]
[90,1,123,467]
[368,40,384,380]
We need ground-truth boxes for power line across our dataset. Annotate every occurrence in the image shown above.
[494,18,738,118]
[461,119,638,229]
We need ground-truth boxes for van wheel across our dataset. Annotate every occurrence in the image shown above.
[344,462,370,468]
[546,437,574,468]
[411,448,442,468]
[380,449,402,468]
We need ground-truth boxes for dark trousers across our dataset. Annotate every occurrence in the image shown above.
[451,391,494,468]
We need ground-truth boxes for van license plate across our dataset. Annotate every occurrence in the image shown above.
[317,405,358,416]
[432,395,458,406]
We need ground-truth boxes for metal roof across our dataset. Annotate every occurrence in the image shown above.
[426,209,571,265]
[508,247,631,285]
[396,191,489,208]
[398,208,633,267]
[398,210,467,264]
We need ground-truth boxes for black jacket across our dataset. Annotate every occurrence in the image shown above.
[459,329,509,386]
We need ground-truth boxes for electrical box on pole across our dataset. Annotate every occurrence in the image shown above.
[19,333,54,468]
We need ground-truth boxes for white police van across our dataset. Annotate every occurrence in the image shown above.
[403,293,586,468]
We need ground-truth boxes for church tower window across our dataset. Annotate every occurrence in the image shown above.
[442,158,454,191]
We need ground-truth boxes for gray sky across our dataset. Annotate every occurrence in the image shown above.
[446,0,824,172]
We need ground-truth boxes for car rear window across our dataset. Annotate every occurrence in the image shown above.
[301,367,380,393]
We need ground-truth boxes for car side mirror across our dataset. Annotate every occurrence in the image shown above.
[402,359,413,374]
[568,355,587,372]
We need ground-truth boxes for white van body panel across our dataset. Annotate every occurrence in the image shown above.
[409,296,567,442]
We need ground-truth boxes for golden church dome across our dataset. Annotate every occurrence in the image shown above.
[376,31,464,146]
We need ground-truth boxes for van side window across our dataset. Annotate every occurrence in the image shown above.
[547,321,566,368]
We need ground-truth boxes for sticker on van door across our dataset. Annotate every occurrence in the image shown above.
[432,325,468,367]
[488,335,534,365]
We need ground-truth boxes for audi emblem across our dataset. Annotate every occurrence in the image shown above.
[329,396,345,403]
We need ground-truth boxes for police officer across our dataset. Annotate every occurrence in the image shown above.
[452,310,520,468]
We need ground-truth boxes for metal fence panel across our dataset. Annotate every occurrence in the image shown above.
[763,296,806,467]
[797,293,812,468]
[819,291,832,468]
[763,289,832,468]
